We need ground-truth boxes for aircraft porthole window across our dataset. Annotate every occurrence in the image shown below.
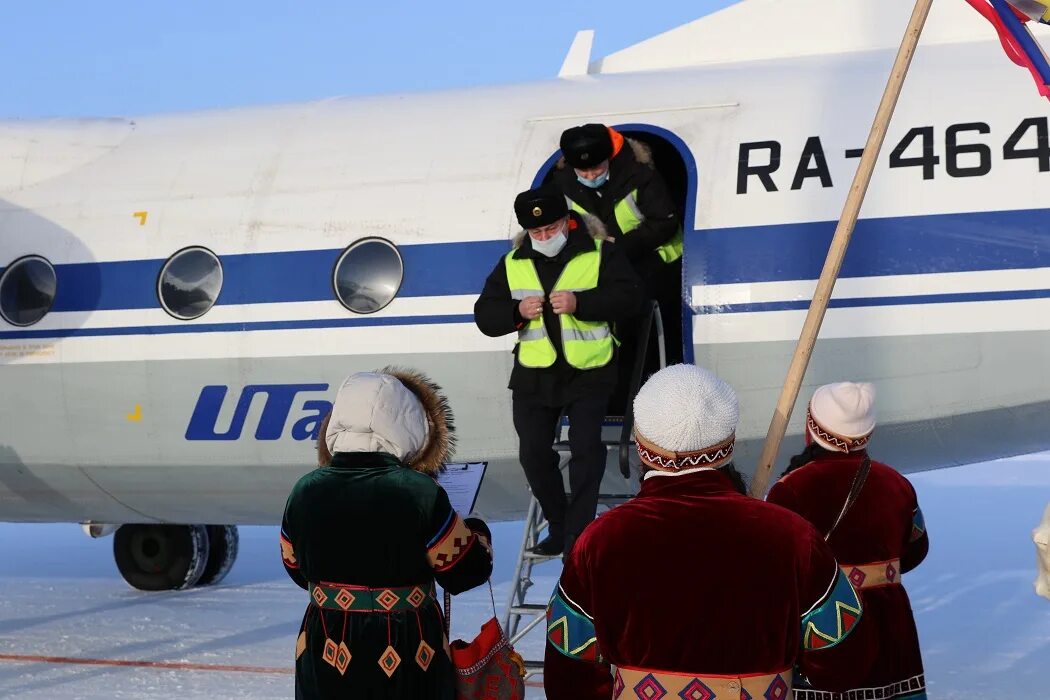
[157,247,224,320]
[333,238,404,314]
[0,255,58,327]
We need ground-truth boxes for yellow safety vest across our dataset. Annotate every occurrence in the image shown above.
[504,239,613,370]
[567,189,684,264]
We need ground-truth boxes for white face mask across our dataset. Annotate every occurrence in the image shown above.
[530,227,568,257]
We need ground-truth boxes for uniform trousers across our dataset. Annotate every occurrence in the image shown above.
[512,392,609,552]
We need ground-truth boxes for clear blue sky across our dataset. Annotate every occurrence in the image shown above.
[4,1,738,118]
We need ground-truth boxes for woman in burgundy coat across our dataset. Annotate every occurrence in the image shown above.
[768,382,929,700]
[543,365,871,700]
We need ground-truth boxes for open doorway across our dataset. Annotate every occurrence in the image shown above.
[534,124,692,416]
[618,129,689,226]
[618,126,688,360]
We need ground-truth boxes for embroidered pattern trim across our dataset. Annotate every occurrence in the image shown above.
[308,583,435,612]
[280,532,298,569]
[910,507,927,543]
[801,568,863,650]
[415,640,435,672]
[546,583,602,663]
[378,646,401,678]
[841,559,901,589]
[426,510,455,548]
[614,666,793,700]
[635,432,735,472]
[427,513,477,571]
[794,673,927,699]
[807,407,871,454]
[334,642,351,675]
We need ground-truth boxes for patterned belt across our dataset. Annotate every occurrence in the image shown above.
[308,582,435,612]
[794,673,927,699]
[841,559,902,589]
[614,665,792,700]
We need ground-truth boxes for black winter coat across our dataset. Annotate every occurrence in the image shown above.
[551,134,679,285]
[473,212,643,407]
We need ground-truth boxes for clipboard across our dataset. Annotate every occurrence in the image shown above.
[436,462,488,516]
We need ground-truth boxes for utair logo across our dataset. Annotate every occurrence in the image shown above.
[185,384,332,441]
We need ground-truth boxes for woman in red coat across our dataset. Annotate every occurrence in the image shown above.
[768,382,929,700]
[543,365,871,700]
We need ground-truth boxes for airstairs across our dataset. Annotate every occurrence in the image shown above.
[502,301,667,680]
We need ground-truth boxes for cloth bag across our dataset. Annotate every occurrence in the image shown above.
[444,584,527,700]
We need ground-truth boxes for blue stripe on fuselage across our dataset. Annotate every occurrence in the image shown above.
[0,314,477,340]
[688,207,1050,291]
[4,207,1050,320]
[46,240,513,313]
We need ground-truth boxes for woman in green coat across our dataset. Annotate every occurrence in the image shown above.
[280,367,494,699]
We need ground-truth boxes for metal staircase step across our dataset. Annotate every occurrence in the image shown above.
[503,300,667,681]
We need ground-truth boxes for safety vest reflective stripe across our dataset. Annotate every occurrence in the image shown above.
[567,190,683,264]
[562,327,611,342]
[517,328,547,342]
[613,190,645,234]
[503,240,613,370]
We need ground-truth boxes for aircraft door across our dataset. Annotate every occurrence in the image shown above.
[520,114,705,389]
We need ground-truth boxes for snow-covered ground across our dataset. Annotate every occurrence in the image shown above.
[0,457,1047,699]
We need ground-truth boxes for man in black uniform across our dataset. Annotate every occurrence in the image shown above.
[474,184,642,556]
[551,124,684,410]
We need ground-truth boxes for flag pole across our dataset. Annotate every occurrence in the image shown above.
[749,0,935,499]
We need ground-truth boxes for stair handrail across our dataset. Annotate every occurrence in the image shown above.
[618,300,667,477]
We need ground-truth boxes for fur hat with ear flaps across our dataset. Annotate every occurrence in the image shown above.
[323,366,456,475]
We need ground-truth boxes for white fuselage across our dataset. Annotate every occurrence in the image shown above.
[2,28,1050,524]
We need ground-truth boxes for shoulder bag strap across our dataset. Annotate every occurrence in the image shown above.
[443,589,451,637]
[825,454,871,541]
[442,579,500,639]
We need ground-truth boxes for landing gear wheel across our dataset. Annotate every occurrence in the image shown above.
[113,524,210,591]
[198,525,239,586]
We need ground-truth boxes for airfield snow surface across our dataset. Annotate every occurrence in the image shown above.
[0,457,1048,699]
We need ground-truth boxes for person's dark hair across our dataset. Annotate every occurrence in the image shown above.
[782,442,833,477]
[721,463,749,496]
[316,411,333,468]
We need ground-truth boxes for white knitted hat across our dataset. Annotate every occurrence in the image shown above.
[633,364,739,471]
[807,382,877,453]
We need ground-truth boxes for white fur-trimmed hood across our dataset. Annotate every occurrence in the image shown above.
[325,372,429,466]
[324,368,456,475]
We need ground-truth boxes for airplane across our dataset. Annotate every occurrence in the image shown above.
[2,0,1049,591]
